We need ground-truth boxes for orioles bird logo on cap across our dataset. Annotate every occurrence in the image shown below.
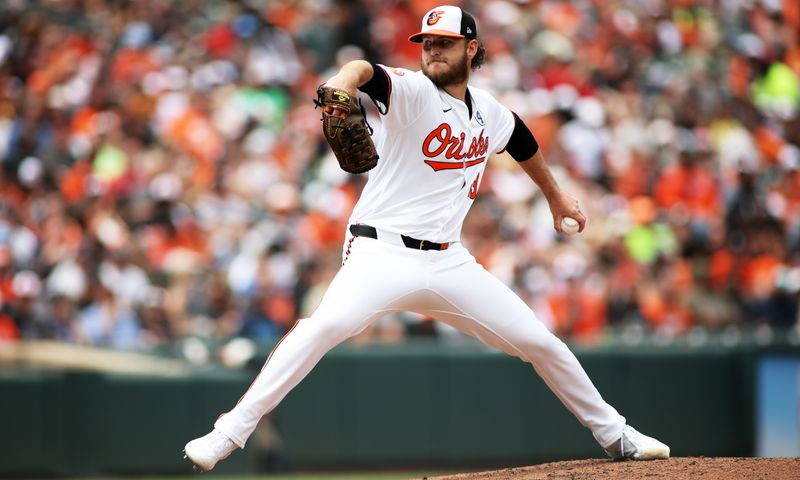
[426,10,445,26]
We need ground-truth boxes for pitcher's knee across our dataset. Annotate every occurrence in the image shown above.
[521,326,568,357]
[303,313,359,345]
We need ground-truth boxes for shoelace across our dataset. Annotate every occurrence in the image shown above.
[209,431,235,457]
[316,107,377,159]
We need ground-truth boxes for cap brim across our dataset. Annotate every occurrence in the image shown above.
[408,30,466,43]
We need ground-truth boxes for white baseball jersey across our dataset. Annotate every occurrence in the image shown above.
[349,66,516,243]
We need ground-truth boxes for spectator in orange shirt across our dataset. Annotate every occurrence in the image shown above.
[653,140,722,223]
[547,274,608,344]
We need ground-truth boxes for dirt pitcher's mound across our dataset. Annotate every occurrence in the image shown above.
[421,457,800,480]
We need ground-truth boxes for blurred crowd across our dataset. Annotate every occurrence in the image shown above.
[0,0,798,352]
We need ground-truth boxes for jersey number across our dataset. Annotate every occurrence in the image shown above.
[468,174,481,199]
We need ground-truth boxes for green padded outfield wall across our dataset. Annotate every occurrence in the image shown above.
[269,343,755,469]
[0,342,765,476]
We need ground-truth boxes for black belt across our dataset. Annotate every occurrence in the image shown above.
[349,224,450,251]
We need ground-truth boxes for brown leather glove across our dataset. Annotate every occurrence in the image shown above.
[315,85,379,174]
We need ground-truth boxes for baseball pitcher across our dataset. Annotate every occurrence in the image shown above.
[183,5,670,471]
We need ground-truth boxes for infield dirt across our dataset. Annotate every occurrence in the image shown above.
[418,457,800,480]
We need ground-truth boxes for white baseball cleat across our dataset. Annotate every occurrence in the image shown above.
[183,429,238,472]
[604,425,670,460]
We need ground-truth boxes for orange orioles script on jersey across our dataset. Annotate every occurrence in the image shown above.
[422,124,489,171]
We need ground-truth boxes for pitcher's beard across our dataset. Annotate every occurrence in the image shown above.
[422,51,469,88]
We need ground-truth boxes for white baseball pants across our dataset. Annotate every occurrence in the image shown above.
[214,232,626,449]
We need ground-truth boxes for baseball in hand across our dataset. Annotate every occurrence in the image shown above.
[561,217,580,235]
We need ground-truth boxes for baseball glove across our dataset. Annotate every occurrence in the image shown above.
[315,85,379,174]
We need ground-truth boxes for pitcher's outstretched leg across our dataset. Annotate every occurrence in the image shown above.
[184,237,426,471]
[184,311,378,472]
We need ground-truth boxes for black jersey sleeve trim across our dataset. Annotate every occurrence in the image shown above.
[357,63,391,115]
[502,112,540,161]
[465,88,473,120]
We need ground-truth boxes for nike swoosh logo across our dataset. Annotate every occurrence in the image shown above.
[442,108,452,112]
[424,157,486,171]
